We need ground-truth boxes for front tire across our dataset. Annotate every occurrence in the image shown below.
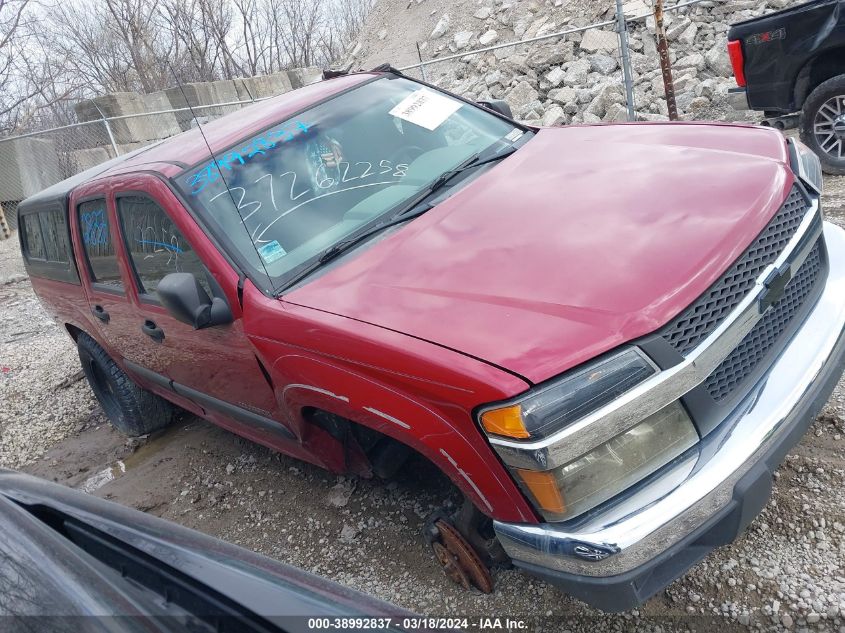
[77,332,174,436]
[799,74,845,175]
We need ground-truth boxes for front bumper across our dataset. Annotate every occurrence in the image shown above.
[493,222,845,612]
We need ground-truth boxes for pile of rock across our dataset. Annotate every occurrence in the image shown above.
[347,0,799,126]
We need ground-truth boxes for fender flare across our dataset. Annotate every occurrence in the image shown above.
[792,46,845,110]
[271,353,536,523]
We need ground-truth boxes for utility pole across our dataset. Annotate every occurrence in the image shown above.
[615,0,637,121]
[654,0,678,121]
[416,42,428,82]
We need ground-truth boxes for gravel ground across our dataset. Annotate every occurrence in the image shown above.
[0,238,100,467]
[1,171,844,631]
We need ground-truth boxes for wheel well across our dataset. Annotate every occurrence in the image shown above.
[302,406,421,480]
[300,407,506,552]
[65,323,83,341]
[795,48,845,108]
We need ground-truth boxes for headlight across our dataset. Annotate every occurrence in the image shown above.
[478,348,700,521]
[790,138,823,195]
[512,402,698,521]
[479,348,656,441]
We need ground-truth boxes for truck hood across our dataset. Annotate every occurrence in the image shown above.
[285,123,794,385]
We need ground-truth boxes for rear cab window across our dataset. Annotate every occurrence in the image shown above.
[20,214,47,260]
[19,207,79,283]
[77,199,123,291]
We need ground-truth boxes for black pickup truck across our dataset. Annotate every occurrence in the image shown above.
[727,0,845,174]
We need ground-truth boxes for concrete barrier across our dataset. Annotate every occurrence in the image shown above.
[166,80,243,129]
[68,146,112,174]
[235,71,294,100]
[288,67,323,88]
[0,137,62,203]
[74,92,182,144]
[5,67,317,204]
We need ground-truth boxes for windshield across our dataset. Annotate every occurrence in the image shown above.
[176,76,522,290]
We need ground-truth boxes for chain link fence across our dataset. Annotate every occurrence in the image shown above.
[1,0,743,235]
[397,0,737,126]
[0,99,266,233]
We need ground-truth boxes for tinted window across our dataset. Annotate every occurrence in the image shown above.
[117,195,208,296]
[21,210,71,263]
[18,207,78,283]
[78,200,122,288]
[21,213,47,260]
[41,210,69,262]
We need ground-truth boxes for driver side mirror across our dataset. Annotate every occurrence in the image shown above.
[477,99,513,119]
[157,272,233,329]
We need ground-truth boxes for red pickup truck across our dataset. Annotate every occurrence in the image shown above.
[17,70,845,611]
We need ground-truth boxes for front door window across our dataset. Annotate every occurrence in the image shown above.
[117,194,210,298]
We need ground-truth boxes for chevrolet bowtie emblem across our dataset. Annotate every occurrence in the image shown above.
[759,263,792,313]
[571,542,619,561]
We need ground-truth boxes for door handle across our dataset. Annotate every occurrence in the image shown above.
[141,319,165,343]
[91,305,110,323]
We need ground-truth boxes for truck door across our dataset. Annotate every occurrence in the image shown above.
[73,193,159,374]
[109,178,285,432]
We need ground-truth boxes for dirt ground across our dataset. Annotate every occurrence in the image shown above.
[1,171,845,630]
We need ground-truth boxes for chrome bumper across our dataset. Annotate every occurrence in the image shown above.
[494,221,845,578]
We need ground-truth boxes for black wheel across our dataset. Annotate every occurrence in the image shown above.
[77,332,174,436]
[799,74,845,175]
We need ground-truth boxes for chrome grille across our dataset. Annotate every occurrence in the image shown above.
[661,187,809,355]
[705,240,824,401]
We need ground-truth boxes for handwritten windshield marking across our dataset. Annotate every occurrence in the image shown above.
[279,171,309,202]
[339,161,376,184]
[255,180,400,241]
[200,159,409,248]
[186,120,312,196]
[254,174,277,211]
[358,162,374,178]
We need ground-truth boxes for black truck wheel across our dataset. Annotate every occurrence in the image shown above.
[800,74,845,175]
[76,332,174,436]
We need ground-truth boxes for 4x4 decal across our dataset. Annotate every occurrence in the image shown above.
[746,27,785,46]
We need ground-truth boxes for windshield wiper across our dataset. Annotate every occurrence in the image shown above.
[389,144,518,220]
[274,206,432,294]
[274,145,517,295]
[317,205,431,265]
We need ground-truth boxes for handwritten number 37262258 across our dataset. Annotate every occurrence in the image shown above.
[208,159,408,244]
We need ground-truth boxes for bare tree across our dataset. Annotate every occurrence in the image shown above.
[0,0,47,130]
[0,0,39,131]
[1,0,375,134]
[277,0,325,68]
[102,0,169,92]
[231,0,267,76]
[159,0,217,81]
[0,0,83,133]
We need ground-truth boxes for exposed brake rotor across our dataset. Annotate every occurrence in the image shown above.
[430,519,494,594]
[432,541,470,589]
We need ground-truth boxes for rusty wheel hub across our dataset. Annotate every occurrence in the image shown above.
[430,519,494,593]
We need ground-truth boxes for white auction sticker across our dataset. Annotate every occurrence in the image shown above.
[388,88,462,131]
